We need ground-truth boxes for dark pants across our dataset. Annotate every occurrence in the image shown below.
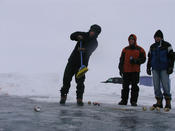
[60,61,85,99]
[121,72,140,103]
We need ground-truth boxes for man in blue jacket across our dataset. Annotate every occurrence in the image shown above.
[147,30,174,110]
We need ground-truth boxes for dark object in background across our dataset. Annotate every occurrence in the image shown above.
[101,77,123,84]
[102,76,155,87]
[139,76,153,86]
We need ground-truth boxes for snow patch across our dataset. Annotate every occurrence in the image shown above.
[0,73,174,108]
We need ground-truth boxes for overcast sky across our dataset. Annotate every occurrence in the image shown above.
[0,0,174,79]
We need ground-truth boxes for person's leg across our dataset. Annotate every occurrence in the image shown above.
[60,62,76,103]
[152,70,163,108]
[130,72,140,106]
[160,70,171,109]
[75,75,85,99]
[75,75,85,106]
[152,70,163,99]
[160,70,171,98]
[119,73,130,105]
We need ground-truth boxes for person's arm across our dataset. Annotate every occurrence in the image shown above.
[70,32,85,41]
[118,49,125,76]
[130,47,146,65]
[167,44,174,74]
[174,52,175,62]
[136,48,146,64]
[147,50,152,69]
[168,44,174,68]
[146,48,152,75]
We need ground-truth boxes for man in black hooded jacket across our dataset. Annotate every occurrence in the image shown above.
[60,24,101,106]
[147,30,174,110]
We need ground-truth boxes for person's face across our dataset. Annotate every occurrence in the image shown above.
[89,31,96,37]
[129,38,135,45]
[155,37,162,43]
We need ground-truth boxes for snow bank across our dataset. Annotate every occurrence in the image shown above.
[0,73,174,108]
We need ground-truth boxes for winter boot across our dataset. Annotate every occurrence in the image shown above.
[60,95,67,104]
[131,102,137,106]
[153,97,163,108]
[118,100,127,105]
[165,96,171,110]
[77,99,84,106]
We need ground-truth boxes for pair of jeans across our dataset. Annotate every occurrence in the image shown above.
[152,70,171,99]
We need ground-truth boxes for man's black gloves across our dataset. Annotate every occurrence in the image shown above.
[130,56,139,65]
[77,35,83,41]
[167,67,173,74]
[119,71,123,77]
[147,68,151,75]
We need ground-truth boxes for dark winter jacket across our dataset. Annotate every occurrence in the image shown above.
[68,32,98,66]
[147,40,174,70]
[119,34,146,73]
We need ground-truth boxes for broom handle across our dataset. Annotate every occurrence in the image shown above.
[80,41,83,66]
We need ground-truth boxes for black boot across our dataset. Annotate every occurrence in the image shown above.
[153,97,163,108]
[77,99,84,106]
[60,95,67,104]
[118,100,127,105]
[165,96,171,109]
[131,102,137,106]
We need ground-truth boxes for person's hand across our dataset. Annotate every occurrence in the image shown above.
[147,68,151,75]
[77,35,83,41]
[130,59,137,64]
[130,57,138,64]
[78,47,85,51]
[119,71,123,77]
[167,67,173,74]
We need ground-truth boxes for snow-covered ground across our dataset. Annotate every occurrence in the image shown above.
[0,73,175,108]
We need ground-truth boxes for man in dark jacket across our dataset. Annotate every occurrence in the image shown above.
[60,24,101,106]
[118,34,146,106]
[147,30,174,110]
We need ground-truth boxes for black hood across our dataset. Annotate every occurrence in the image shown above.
[154,30,164,39]
[89,24,101,35]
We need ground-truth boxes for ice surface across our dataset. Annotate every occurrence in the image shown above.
[0,95,175,131]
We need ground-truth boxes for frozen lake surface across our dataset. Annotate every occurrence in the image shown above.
[0,95,175,131]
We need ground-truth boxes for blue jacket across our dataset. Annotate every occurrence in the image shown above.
[147,40,174,70]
